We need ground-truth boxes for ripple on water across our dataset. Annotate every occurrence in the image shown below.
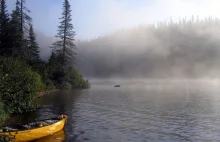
[8,82,220,142]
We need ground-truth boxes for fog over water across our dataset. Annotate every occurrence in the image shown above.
[32,15,220,142]
[6,1,220,141]
[9,81,220,142]
[37,17,220,80]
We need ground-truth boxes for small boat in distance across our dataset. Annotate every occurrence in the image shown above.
[114,85,121,87]
[0,115,67,142]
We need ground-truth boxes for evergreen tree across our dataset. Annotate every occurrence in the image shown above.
[17,0,32,37]
[48,51,63,73]
[0,0,11,56]
[48,52,58,77]
[27,24,40,63]
[48,52,57,66]
[10,0,32,59]
[51,0,76,67]
[20,0,32,60]
[10,0,22,57]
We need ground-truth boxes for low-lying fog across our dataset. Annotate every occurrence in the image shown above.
[90,78,220,87]
[38,17,220,80]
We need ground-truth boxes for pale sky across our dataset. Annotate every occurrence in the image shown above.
[6,0,220,40]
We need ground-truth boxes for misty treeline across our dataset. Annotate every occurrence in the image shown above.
[0,0,89,119]
[75,16,220,79]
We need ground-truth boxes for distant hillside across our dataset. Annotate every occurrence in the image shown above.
[75,17,220,79]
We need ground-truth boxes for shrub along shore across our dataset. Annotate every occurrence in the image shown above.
[0,57,90,125]
[0,0,90,125]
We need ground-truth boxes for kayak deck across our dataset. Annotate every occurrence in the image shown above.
[0,115,67,142]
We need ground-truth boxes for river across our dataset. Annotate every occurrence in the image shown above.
[6,80,220,141]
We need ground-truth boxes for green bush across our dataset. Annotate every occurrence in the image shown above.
[0,101,7,125]
[0,57,44,114]
[64,67,90,89]
[31,63,55,90]
[60,82,72,90]
[44,79,56,90]
[48,53,90,89]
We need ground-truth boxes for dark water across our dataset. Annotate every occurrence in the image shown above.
[6,80,220,142]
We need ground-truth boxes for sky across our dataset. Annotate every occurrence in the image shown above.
[6,0,220,40]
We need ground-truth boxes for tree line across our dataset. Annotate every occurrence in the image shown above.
[0,0,77,67]
[0,0,89,122]
[76,16,220,79]
[0,0,38,61]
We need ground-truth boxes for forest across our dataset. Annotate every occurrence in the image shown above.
[0,0,89,124]
[75,16,220,79]
[1,0,220,124]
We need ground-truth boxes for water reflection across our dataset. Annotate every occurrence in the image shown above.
[5,81,220,141]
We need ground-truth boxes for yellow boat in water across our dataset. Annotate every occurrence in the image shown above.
[0,115,67,142]
[33,130,65,142]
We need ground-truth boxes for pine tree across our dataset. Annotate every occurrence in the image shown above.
[10,0,22,57]
[20,0,32,60]
[27,24,40,63]
[0,0,11,56]
[51,0,76,67]
[19,0,32,38]
[48,52,57,66]
[10,0,32,59]
[48,51,63,74]
[48,52,58,75]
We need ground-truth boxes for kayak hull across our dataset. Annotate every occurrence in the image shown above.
[0,116,67,142]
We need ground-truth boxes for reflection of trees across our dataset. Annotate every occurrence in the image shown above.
[5,90,82,142]
[51,90,81,115]
[51,90,82,142]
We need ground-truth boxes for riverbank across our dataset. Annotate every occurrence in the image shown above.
[0,57,90,125]
[38,90,59,98]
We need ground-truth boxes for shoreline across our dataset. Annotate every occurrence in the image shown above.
[38,89,59,98]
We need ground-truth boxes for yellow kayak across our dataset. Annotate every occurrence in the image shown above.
[0,115,67,142]
[33,130,65,142]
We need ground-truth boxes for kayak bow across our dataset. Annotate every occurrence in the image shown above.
[0,115,67,142]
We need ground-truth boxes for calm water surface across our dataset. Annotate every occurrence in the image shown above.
[7,80,220,141]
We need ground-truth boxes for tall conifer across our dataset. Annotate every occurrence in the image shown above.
[0,0,11,56]
[10,0,32,59]
[51,0,76,67]
[10,0,22,57]
[27,24,40,62]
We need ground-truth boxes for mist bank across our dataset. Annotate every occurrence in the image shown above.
[39,17,220,79]
[90,78,220,87]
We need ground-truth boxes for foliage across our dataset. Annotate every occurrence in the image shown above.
[0,0,89,120]
[48,0,89,89]
[9,0,23,58]
[64,67,90,89]
[48,52,66,87]
[76,17,220,78]
[51,0,76,67]
[27,24,40,63]
[31,62,55,90]
[19,0,32,33]
[60,82,72,90]
[48,52,63,76]
[48,53,90,89]
[0,101,7,125]
[0,57,44,114]
[0,0,11,56]
[9,0,32,59]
